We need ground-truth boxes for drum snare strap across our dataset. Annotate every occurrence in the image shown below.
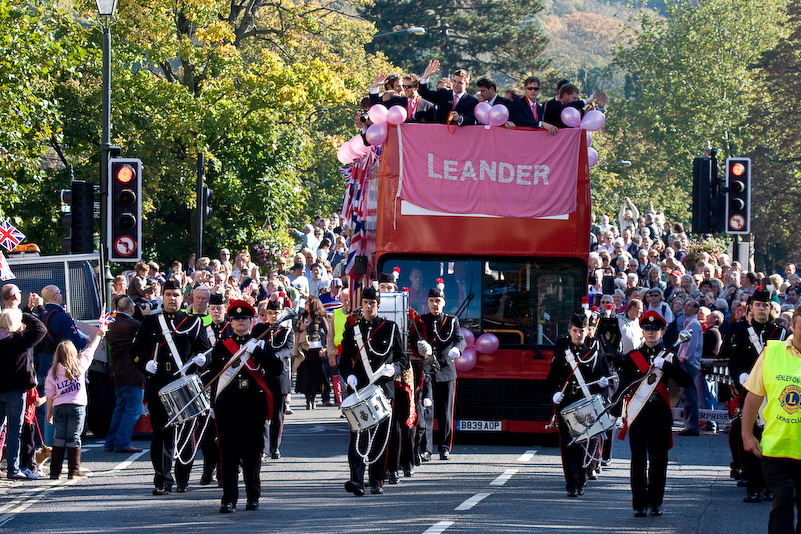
[564,348,591,398]
[158,314,187,373]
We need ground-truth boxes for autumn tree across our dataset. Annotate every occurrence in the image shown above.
[50,0,388,264]
[361,0,549,80]
[596,0,788,230]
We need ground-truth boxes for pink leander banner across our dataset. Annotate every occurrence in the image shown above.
[398,124,582,218]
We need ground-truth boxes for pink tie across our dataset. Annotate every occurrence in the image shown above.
[453,93,460,110]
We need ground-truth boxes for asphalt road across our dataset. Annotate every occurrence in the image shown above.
[0,399,775,534]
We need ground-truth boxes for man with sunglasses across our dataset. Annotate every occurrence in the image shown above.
[507,76,558,135]
[368,73,435,122]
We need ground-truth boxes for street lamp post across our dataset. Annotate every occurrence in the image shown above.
[96,0,118,309]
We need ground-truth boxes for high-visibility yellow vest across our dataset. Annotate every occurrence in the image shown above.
[333,307,347,347]
[760,341,801,460]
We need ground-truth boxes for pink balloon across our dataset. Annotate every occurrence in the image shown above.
[386,106,408,125]
[455,347,477,372]
[587,147,599,167]
[349,135,369,155]
[365,122,388,146]
[561,107,581,128]
[474,102,491,125]
[460,327,475,349]
[586,131,592,147]
[475,333,500,354]
[337,144,354,164]
[368,104,387,125]
[343,141,361,159]
[488,104,509,127]
[581,110,606,131]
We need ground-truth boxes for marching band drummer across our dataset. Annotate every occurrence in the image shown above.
[610,311,692,518]
[132,279,211,496]
[209,300,283,513]
[198,294,231,486]
[252,298,295,460]
[547,308,610,498]
[341,287,407,496]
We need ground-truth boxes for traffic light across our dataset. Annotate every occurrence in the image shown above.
[691,156,725,234]
[201,186,213,223]
[725,157,751,234]
[60,181,95,253]
[108,158,142,262]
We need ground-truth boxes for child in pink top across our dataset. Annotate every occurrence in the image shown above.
[45,329,105,479]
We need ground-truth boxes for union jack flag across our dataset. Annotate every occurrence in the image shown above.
[98,307,115,331]
[0,220,24,252]
[0,252,14,281]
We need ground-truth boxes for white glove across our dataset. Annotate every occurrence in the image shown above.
[192,353,206,367]
[417,340,433,357]
[552,391,564,405]
[609,415,617,425]
[380,363,395,378]
[598,376,609,388]
[244,338,259,353]
[347,375,358,390]
[145,360,157,374]
[209,408,215,419]
[739,372,749,386]
[653,356,665,369]
[448,347,460,361]
[423,397,433,408]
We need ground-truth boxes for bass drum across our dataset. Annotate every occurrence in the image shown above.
[378,290,409,353]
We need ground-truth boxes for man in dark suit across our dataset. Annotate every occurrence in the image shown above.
[475,77,512,108]
[368,72,435,122]
[104,296,145,453]
[507,76,558,135]
[417,59,478,125]
[543,83,606,128]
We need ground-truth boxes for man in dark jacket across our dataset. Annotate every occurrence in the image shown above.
[104,296,144,453]
[0,309,46,479]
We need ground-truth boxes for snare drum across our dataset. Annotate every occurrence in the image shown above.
[559,394,613,442]
[158,374,210,426]
[341,384,391,432]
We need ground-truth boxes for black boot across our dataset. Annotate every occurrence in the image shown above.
[67,448,87,479]
[50,447,66,480]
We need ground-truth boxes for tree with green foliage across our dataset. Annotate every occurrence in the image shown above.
[0,0,389,266]
[361,0,549,80]
[596,0,788,230]
[748,1,801,268]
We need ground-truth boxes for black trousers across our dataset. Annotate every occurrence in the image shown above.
[216,410,267,506]
[557,415,587,492]
[431,379,455,453]
[348,401,392,487]
[146,391,195,490]
[627,414,670,509]
[762,456,801,534]
[265,393,286,454]
[744,424,766,494]
[387,389,414,473]
[416,373,434,455]
[200,416,218,477]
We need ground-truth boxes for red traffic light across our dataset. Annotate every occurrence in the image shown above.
[115,165,134,183]
[730,162,746,176]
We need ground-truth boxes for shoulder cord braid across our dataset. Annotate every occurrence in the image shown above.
[365,320,394,358]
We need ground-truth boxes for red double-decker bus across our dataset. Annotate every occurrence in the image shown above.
[351,123,590,434]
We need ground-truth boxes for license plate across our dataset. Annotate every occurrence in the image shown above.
[457,420,502,431]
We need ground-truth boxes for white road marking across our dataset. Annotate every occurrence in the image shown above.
[490,468,518,486]
[0,479,77,526]
[81,443,105,448]
[517,450,537,462]
[455,492,492,511]
[422,521,454,534]
[113,449,149,470]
